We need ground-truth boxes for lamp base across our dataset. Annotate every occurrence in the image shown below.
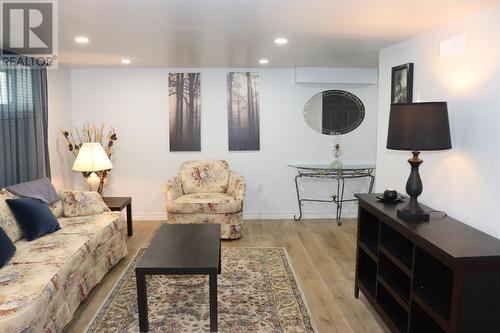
[398,151,430,222]
[86,172,101,192]
[397,203,429,222]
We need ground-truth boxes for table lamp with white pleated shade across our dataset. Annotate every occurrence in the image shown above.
[72,143,113,192]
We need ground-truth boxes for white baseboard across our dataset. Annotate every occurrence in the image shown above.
[133,213,167,221]
[133,210,357,221]
[243,209,357,220]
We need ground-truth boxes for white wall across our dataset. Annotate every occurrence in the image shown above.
[376,5,500,237]
[47,67,74,190]
[69,68,378,220]
[295,67,378,84]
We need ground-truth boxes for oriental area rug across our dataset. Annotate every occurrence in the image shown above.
[86,247,315,332]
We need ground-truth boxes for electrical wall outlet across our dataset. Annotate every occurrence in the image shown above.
[257,183,264,193]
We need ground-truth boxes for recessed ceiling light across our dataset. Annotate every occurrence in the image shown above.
[274,37,288,45]
[75,36,89,44]
[259,59,269,65]
[121,58,131,65]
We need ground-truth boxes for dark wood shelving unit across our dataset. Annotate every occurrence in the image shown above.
[354,193,500,333]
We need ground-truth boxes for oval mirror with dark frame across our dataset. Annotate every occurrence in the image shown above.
[304,90,365,135]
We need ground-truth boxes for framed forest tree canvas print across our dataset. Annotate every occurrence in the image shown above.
[227,72,260,151]
[168,73,201,151]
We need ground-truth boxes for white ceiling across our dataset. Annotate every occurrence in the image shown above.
[58,0,500,68]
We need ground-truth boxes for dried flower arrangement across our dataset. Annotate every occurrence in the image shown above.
[61,123,118,194]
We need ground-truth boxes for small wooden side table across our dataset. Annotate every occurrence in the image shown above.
[102,197,133,236]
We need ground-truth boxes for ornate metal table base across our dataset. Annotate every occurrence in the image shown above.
[289,164,375,225]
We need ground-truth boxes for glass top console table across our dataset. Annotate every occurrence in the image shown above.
[288,163,375,225]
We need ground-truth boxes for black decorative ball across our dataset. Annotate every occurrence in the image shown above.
[383,189,398,201]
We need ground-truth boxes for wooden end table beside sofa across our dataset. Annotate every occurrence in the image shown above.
[102,196,133,236]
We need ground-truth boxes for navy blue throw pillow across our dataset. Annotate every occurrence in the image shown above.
[6,198,61,241]
[0,227,16,268]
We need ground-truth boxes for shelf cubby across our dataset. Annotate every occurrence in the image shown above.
[380,223,413,270]
[379,253,411,304]
[358,208,379,255]
[377,283,409,333]
[357,248,377,296]
[409,302,446,333]
[413,247,452,321]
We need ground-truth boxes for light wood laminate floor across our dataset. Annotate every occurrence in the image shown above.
[64,219,388,333]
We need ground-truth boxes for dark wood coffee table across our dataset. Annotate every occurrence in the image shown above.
[135,224,221,332]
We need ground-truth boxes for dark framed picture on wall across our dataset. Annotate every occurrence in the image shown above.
[391,63,413,103]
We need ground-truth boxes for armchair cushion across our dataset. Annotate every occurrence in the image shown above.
[165,175,183,202]
[167,193,242,214]
[180,160,230,194]
[227,171,246,201]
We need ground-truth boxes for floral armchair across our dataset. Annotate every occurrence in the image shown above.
[165,160,245,239]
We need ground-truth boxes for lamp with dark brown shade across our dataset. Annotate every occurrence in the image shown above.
[386,102,452,221]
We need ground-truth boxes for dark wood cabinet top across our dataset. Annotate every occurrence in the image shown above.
[355,193,500,262]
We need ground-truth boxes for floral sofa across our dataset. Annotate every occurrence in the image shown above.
[165,160,245,239]
[0,188,127,333]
